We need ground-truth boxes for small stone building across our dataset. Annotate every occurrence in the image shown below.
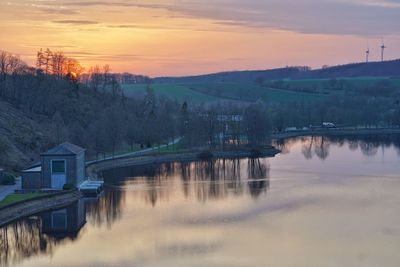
[21,142,86,190]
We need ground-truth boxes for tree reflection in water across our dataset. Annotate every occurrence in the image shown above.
[0,200,86,266]
[247,158,270,198]
[274,134,400,160]
[102,158,270,207]
[85,188,125,228]
[0,190,128,266]
[0,218,50,266]
[314,137,330,160]
[0,158,270,266]
[3,134,400,266]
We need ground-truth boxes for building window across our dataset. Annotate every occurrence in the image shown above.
[52,160,66,174]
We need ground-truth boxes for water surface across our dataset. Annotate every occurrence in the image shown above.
[2,135,400,267]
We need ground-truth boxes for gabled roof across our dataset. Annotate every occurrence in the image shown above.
[41,142,85,156]
[22,166,42,173]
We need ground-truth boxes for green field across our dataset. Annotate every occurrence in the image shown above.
[184,82,326,103]
[121,77,400,105]
[280,77,400,90]
[122,84,221,105]
[122,82,327,104]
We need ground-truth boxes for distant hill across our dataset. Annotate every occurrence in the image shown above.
[154,67,306,83]
[303,60,400,79]
[154,59,400,83]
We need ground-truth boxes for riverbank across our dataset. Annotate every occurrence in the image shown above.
[87,147,280,177]
[0,190,82,227]
[86,137,182,165]
[271,127,400,139]
[0,192,46,208]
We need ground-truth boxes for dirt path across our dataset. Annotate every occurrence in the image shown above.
[86,137,182,165]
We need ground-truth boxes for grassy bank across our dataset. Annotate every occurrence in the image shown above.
[86,143,143,161]
[0,191,81,227]
[0,193,46,209]
[153,142,189,154]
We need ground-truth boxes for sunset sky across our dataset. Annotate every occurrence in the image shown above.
[0,0,399,76]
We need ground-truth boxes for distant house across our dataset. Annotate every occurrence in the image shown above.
[322,122,336,128]
[217,114,243,123]
[216,114,245,145]
[284,127,298,132]
[21,142,86,191]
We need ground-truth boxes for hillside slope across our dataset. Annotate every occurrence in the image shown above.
[154,59,400,83]
[0,101,45,170]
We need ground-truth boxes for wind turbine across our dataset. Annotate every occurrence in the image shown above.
[365,43,370,63]
[381,39,386,62]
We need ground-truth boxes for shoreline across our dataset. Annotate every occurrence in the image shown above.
[87,148,281,177]
[0,148,280,226]
[5,127,396,226]
[271,127,400,140]
[87,127,400,175]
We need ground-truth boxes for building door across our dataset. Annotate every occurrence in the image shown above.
[51,160,66,189]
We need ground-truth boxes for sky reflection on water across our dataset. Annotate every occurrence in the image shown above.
[2,135,400,267]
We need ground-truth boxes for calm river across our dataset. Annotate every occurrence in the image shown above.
[2,135,400,267]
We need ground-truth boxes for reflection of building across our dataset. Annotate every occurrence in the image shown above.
[0,200,87,266]
[21,142,86,190]
[41,200,86,239]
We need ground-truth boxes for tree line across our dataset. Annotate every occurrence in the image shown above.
[268,95,400,132]
[0,49,272,169]
[1,48,400,170]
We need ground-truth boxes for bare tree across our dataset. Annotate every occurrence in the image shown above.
[102,64,110,94]
[51,51,66,77]
[36,48,53,74]
[88,65,101,96]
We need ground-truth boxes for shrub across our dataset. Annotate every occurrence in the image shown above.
[197,150,213,160]
[250,149,262,158]
[1,172,15,185]
[63,183,75,190]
